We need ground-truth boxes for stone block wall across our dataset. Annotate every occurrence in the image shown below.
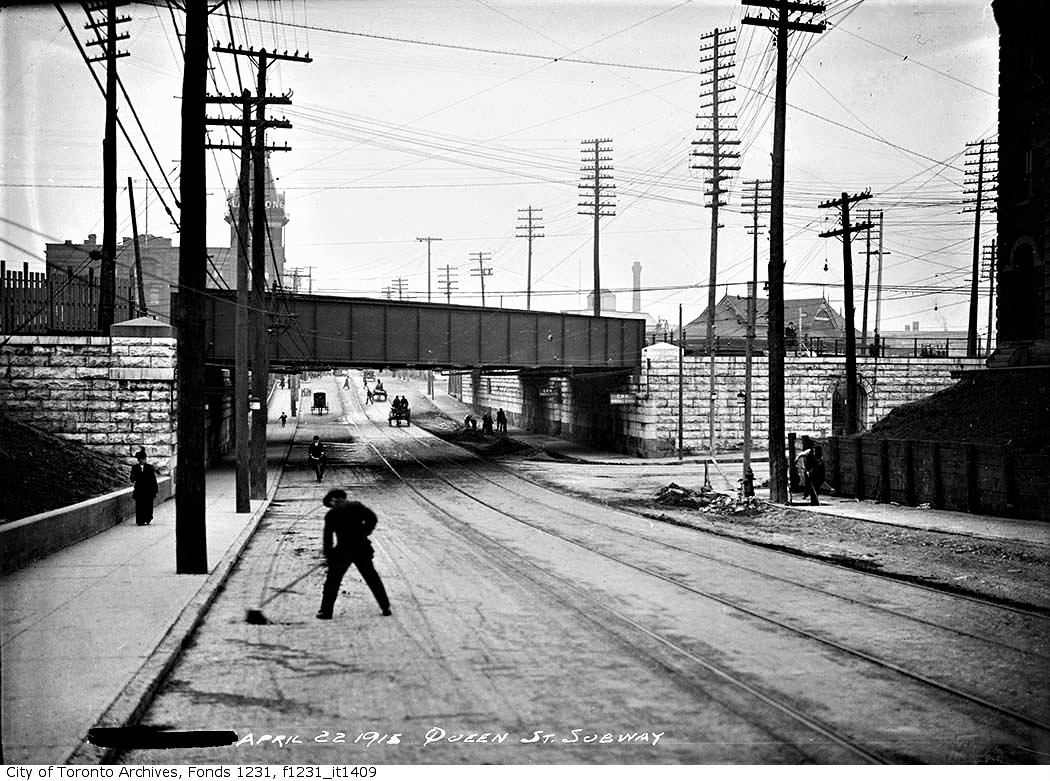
[454,342,986,457]
[0,335,178,473]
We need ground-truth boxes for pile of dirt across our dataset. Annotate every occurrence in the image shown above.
[655,482,765,515]
[865,368,1050,453]
[0,415,130,522]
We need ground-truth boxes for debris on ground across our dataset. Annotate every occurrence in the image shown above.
[655,482,765,515]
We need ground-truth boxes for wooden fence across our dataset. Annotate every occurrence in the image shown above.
[0,261,135,334]
[828,435,1050,521]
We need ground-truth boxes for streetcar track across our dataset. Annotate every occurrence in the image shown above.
[337,386,1050,739]
[332,384,891,763]
[377,447,1050,661]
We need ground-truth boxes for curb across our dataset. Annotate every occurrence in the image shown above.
[66,435,297,765]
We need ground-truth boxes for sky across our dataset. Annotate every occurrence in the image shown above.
[1,0,999,335]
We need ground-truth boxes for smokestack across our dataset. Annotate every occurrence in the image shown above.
[632,261,642,313]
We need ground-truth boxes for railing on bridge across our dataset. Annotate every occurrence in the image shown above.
[0,261,136,335]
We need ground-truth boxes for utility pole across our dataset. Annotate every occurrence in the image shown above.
[391,277,408,300]
[416,236,442,303]
[381,286,394,300]
[819,190,873,436]
[470,252,493,307]
[579,139,616,316]
[213,89,254,515]
[963,138,998,357]
[692,26,740,459]
[84,1,130,332]
[127,176,146,317]
[874,210,890,352]
[982,240,997,354]
[210,45,310,500]
[515,207,545,310]
[173,0,208,574]
[439,264,458,304]
[742,0,825,503]
[861,208,879,349]
[742,179,771,483]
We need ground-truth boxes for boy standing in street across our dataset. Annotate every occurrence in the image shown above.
[317,489,391,620]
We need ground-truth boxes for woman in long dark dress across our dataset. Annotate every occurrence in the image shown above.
[130,449,158,525]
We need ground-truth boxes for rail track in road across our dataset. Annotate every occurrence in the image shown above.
[334,382,1050,764]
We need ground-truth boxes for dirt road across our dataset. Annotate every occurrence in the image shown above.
[119,375,1050,765]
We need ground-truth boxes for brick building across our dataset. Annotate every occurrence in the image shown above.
[43,158,288,322]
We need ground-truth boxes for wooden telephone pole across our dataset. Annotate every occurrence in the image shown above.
[173,1,209,573]
[579,139,616,316]
[692,26,740,460]
[742,0,825,503]
[982,240,997,354]
[439,265,458,304]
[83,1,130,332]
[210,44,311,500]
[515,207,545,310]
[742,179,771,485]
[964,138,998,357]
[819,190,873,436]
[416,236,442,302]
[470,252,493,307]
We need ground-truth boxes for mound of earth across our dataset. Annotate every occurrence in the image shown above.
[0,415,129,522]
[864,367,1050,453]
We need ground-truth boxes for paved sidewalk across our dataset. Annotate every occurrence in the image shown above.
[1,393,299,765]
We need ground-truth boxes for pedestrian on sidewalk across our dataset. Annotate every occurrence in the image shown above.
[308,435,327,483]
[130,448,158,526]
[481,412,494,436]
[795,446,825,506]
[317,489,391,620]
[496,408,507,434]
[366,388,374,405]
[280,411,288,427]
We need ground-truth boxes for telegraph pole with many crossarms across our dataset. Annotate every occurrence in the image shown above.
[439,265,458,304]
[579,140,616,316]
[515,207,545,310]
[742,0,825,503]
[692,26,741,461]
[964,138,998,357]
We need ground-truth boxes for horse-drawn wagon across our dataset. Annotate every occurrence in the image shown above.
[311,391,329,415]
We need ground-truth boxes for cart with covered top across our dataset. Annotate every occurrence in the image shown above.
[371,381,387,402]
[311,391,329,415]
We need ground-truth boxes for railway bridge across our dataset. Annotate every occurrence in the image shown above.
[199,291,646,374]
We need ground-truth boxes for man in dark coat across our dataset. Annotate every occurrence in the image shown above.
[130,449,158,526]
[308,436,326,483]
[317,489,391,620]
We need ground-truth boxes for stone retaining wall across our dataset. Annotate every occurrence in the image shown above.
[455,343,986,457]
[0,334,178,473]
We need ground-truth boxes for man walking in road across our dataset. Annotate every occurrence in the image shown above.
[308,435,327,483]
[317,489,392,620]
